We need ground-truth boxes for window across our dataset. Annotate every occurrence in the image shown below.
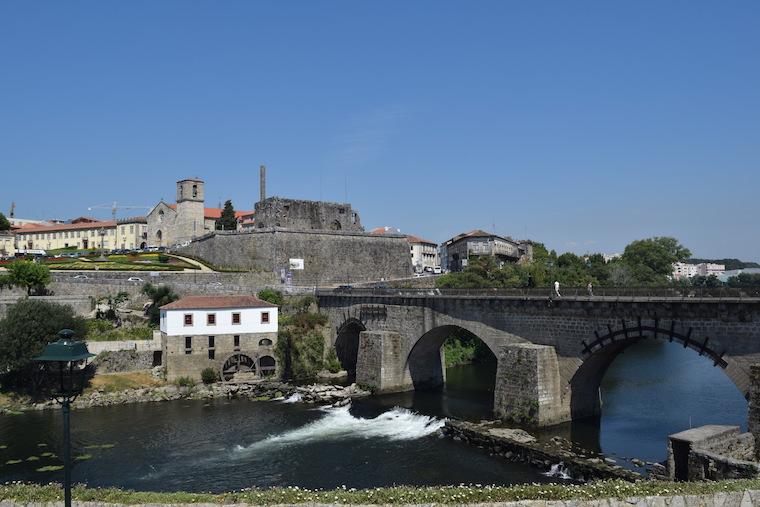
[184,314,193,326]
[208,336,215,360]
[207,313,216,326]
[259,338,273,346]
[192,184,198,197]
[261,312,270,324]
[185,336,192,354]
[232,312,241,325]
[233,335,240,349]
[208,349,215,360]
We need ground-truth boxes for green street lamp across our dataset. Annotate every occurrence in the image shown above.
[34,329,95,507]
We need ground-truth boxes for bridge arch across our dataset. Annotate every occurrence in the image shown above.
[334,318,366,380]
[405,325,497,392]
[570,323,748,420]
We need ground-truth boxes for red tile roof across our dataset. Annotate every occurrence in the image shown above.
[166,205,254,220]
[370,226,402,235]
[16,220,116,233]
[405,234,436,245]
[160,295,277,310]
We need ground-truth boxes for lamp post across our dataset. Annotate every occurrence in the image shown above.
[97,227,108,261]
[34,329,95,507]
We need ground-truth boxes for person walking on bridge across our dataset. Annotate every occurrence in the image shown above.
[554,280,561,298]
[587,282,594,297]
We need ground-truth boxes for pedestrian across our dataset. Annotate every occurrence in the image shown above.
[587,282,593,297]
[554,280,561,298]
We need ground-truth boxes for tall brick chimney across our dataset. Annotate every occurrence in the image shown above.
[259,165,266,203]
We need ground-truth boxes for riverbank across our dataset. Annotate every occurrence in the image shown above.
[0,379,371,414]
[2,480,760,505]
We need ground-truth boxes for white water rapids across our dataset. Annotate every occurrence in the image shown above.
[234,406,445,453]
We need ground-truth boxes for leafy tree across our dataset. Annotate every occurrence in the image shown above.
[621,237,691,285]
[216,200,238,231]
[0,299,87,387]
[727,273,760,287]
[0,212,10,231]
[257,288,284,306]
[6,260,51,295]
[142,283,179,325]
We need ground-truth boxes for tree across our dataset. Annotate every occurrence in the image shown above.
[142,283,179,325]
[0,299,87,386]
[0,212,10,231]
[621,237,691,285]
[216,200,238,231]
[257,288,284,306]
[6,260,51,295]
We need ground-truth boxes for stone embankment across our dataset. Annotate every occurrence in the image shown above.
[15,381,370,412]
[443,420,642,482]
[4,491,760,507]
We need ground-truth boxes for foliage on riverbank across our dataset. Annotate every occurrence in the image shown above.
[2,480,760,504]
[443,332,495,368]
[276,295,333,381]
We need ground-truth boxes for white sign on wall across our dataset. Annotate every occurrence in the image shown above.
[289,258,305,270]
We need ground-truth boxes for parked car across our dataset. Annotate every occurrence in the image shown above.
[72,274,90,280]
[433,266,442,274]
[336,284,353,293]
[127,276,144,282]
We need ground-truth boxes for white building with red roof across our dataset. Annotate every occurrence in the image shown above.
[370,226,440,271]
[159,295,278,381]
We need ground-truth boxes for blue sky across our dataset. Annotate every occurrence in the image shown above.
[1,2,758,259]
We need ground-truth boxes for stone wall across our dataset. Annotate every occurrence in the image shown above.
[45,270,278,299]
[667,425,758,481]
[180,228,413,285]
[163,331,277,381]
[254,197,364,231]
[91,349,157,373]
[0,295,93,318]
[750,364,760,459]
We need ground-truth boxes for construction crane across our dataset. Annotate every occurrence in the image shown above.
[87,202,151,222]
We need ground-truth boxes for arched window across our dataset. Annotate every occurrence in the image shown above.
[331,220,342,231]
[259,338,273,347]
[192,184,198,198]
[259,355,276,377]
[158,210,164,223]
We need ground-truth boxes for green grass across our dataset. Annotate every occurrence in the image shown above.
[85,322,154,341]
[1,480,760,505]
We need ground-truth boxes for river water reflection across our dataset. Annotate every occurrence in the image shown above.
[0,339,747,491]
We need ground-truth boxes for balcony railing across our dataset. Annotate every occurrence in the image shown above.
[316,286,760,300]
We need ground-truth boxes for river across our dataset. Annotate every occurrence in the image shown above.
[0,339,747,491]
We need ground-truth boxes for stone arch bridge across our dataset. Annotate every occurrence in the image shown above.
[317,288,760,427]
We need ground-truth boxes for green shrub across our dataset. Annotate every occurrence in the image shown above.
[173,376,195,388]
[157,254,170,263]
[200,368,217,385]
[324,347,342,373]
[257,288,284,306]
[276,328,327,381]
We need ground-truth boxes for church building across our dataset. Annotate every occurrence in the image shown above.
[146,178,253,247]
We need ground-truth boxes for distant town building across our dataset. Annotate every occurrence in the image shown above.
[370,225,441,272]
[159,295,278,382]
[147,178,254,247]
[370,227,439,271]
[441,230,533,272]
[602,253,621,262]
[0,231,15,257]
[14,216,146,252]
[407,235,440,271]
[672,262,726,280]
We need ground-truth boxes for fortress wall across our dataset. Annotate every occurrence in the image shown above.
[180,229,413,285]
